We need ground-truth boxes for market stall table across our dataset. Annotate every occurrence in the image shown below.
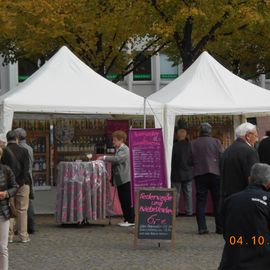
[55,161,108,224]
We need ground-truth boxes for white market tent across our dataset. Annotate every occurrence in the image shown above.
[0,46,163,134]
[148,51,270,184]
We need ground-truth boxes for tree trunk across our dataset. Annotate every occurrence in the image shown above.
[173,17,194,72]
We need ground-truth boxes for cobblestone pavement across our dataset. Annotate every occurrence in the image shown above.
[9,215,224,270]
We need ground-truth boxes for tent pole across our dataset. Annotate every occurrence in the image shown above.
[240,114,247,123]
[144,97,146,129]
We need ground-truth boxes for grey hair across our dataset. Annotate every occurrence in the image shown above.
[250,163,270,186]
[14,128,27,140]
[200,122,212,136]
[235,122,256,138]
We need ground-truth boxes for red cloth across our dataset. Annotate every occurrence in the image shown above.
[108,185,123,215]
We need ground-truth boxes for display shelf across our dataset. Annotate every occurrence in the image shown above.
[55,121,107,165]
[33,186,52,191]
[57,151,90,155]
[74,129,105,136]
[12,119,51,187]
[177,116,234,148]
[27,131,50,187]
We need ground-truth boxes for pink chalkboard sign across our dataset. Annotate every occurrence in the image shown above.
[129,128,167,205]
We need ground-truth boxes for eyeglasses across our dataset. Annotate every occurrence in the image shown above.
[248,132,258,138]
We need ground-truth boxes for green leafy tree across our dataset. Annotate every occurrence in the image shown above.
[146,0,270,77]
[1,0,270,81]
[0,0,168,82]
[208,13,270,79]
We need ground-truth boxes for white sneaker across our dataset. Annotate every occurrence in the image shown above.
[20,238,30,243]
[118,222,135,227]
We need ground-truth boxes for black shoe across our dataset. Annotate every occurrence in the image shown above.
[215,229,223,235]
[198,229,209,235]
[28,230,35,234]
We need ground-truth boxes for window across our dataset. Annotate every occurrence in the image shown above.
[133,53,152,81]
[106,74,118,81]
[160,54,178,80]
[266,73,270,79]
[106,71,124,82]
[18,59,39,82]
[105,54,125,81]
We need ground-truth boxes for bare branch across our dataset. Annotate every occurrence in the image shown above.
[105,40,128,76]
[151,0,169,22]
[219,23,248,37]
[112,40,171,83]
[193,11,230,58]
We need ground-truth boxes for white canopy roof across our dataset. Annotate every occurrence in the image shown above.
[148,51,270,185]
[149,51,270,115]
[0,46,162,134]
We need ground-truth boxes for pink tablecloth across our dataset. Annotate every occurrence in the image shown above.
[55,161,107,224]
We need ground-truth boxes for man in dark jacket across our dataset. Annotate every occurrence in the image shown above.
[219,163,270,270]
[171,127,193,216]
[220,122,259,200]
[15,128,35,234]
[258,131,270,165]
[1,130,30,243]
[191,123,223,234]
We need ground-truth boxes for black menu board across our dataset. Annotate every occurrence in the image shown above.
[134,188,176,247]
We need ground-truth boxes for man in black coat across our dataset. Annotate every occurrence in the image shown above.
[258,131,270,165]
[219,163,270,270]
[171,127,193,216]
[220,122,259,200]
[1,130,31,243]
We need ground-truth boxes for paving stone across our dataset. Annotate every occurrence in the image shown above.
[9,215,224,270]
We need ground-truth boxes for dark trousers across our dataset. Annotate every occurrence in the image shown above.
[117,182,134,223]
[195,173,222,232]
[27,200,35,232]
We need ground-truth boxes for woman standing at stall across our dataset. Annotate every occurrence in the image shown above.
[0,147,18,270]
[98,130,134,227]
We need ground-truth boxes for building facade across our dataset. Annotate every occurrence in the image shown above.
[0,53,183,97]
[1,53,270,97]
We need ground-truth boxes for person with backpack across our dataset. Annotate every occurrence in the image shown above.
[0,147,18,270]
[1,130,31,243]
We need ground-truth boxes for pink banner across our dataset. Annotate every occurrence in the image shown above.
[106,120,129,144]
[129,128,167,205]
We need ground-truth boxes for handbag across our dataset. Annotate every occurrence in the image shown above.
[2,165,17,218]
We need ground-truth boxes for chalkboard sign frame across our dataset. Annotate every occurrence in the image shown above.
[134,188,176,248]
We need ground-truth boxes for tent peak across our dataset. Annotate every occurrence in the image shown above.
[197,51,211,62]
[57,46,74,56]
[201,51,210,56]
